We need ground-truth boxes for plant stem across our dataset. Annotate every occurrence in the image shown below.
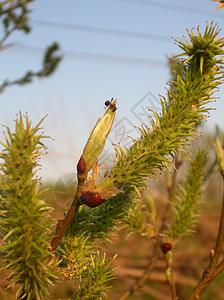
[168,154,179,201]
[204,159,216,181]
[0,27,16,47]
[208,174,224,271]
[186,259,224,299]
[50,174,86,251]
[186,173,224,299]
[164,152,183,227]
[163,251,178,300]
[118,241,160,300]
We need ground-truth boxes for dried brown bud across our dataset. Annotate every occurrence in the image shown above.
[77,155,87,175]
[80,191,106,208]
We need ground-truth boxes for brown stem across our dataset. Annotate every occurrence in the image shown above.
[208,174,224,271]
[0,27,16,47]
[204,159,216,181]
[141,285,171,300]
[186,259,224,300]
[171,283,178,300]
[50,174,86,251]
[186,174,224,300]
[162,154,180,300]
[164,152,183,225]
[167,164,176,203]
[118,241,160,300]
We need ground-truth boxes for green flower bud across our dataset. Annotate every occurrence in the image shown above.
[214,137,224,172]
[80,99,117,175]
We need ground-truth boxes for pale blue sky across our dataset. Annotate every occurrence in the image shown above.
[1,0,224,181]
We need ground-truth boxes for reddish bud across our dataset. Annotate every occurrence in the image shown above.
[77,156,86,174]
[57,219,63,226]
[161,242,172,254]
[80,191,106,208]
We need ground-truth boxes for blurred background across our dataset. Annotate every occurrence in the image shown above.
[1,0,224,182]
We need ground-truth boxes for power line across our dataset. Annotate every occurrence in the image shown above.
[30,0,222,44]
[9,45,167,67]
[65,49,166,66]
[32,19,173,42]
[109,0,222,18]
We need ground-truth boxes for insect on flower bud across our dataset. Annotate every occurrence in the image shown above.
[80,191,106,208]
[81,99,117,175]
[77,155,87,175]
[161,242,172,254]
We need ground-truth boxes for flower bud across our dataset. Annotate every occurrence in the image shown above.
[81,99,117,175]
[77,155,86,175]
[161,242,172,254]
[80,191,106,208]
[210,249,215,259]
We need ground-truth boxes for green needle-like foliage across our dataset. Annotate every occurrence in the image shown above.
[95,23,224,191]
[58,235,117,299]
[0,113,57,300]
[122,189,156,237]
[68,188,133,241]
[74,252,117,300]
[168,150,207,238]
[58,234,96,280]
[123,197,150,236]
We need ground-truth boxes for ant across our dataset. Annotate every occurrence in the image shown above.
[104,97,117,111]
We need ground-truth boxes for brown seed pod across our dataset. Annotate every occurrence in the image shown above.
[77,155,87,174]
[161,242,172,254]
[80,191,106,208]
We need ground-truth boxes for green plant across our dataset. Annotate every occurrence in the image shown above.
[0,114,57,299]
[1,20,224,300]
[0,0,62,93]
